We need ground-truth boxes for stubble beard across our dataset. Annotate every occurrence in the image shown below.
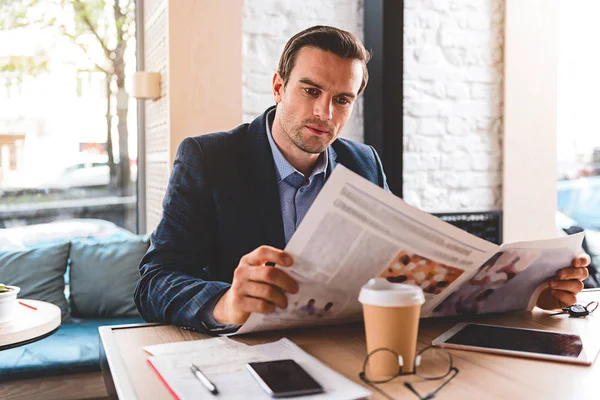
[280,119,336,155]
[275,106,337,155]
[289,128,329,154]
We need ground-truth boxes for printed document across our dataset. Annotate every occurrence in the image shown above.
[233,165,584,335]
[147,338,371,400]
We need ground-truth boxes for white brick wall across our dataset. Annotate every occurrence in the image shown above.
[242,0,503,212]
[242,0,365,143]
[144,0,169,232]
[403,0,504,212]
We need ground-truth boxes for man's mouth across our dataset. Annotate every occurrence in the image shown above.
[306,125,330,135]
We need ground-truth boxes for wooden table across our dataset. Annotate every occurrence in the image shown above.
[100,291,600,400]
[0,299,61,351]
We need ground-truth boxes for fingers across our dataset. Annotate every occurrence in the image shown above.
[536,288,562,310]
[557,266,589,281]
[549,279,584,294]
[549,289,577,308]
[240,281,289,310]
[245,266,299,294]
[234,264,299,294]
[572,254,591,268]
[242,245,293,268]
[238,295,277,315]
[540,259,589,311]
[227,246,299,318]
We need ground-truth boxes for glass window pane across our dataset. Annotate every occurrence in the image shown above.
[0,1,138,232]
[557,2,600,232]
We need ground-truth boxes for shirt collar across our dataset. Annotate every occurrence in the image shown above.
[265,108,328,183]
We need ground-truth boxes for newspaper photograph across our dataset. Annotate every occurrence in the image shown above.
[231,165,584,335]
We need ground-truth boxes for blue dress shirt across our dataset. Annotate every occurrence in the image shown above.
[200,109,328,331]
[264,109,328,244]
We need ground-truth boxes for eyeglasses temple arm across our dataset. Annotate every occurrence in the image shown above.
[430,367,460,397]
[404,381,427,400]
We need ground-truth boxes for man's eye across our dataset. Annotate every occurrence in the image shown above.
[336,97,349,105]
[304,88,319,96]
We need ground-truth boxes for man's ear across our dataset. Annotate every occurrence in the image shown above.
[272,72,284,103]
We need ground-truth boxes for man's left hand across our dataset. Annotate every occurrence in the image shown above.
[536,254,591,310]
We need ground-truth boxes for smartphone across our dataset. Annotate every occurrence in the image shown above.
[246,359,325,398]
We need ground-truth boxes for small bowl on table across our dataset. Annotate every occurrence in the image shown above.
[0,284,21,323]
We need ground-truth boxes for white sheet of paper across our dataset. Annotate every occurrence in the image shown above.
[147,338,371,400]
[144,337,246,356]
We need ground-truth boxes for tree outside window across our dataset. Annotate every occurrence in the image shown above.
[0,0,137,231]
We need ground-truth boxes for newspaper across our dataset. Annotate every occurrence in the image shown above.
[232,165,585,335]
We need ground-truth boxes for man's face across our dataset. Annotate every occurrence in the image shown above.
[272,46,363,155]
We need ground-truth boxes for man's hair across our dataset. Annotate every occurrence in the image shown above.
[277,25,371,95]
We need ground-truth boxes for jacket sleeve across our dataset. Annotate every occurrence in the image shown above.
[134,137,231,333]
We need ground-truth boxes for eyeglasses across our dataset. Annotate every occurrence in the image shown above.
[359,346,459,400]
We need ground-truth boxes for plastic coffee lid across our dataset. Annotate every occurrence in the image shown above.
[358,278,425,307]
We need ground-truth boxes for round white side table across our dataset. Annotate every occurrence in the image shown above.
[0,299,61,351]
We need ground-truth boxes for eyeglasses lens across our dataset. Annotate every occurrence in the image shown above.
[416,347,452,379]
[364,349,400,383]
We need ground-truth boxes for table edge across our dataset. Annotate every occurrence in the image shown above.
[99,322,163,400]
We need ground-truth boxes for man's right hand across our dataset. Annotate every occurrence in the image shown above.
[213,245,299,325]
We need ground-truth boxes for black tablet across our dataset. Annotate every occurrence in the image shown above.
[432,323,597,365]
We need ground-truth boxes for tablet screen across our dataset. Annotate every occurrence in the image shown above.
[446,324,583,358]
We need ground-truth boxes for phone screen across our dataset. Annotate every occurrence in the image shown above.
[247,359,324,397]
[446,324,583,357]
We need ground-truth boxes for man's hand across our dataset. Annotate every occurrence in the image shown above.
[536,254,591,310]
[213,246,299,325]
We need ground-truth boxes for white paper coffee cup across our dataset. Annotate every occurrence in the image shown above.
[359,278,425,375]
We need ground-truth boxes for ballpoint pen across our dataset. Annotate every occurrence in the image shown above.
[190,363,219,395]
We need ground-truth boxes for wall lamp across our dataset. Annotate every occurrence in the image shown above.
[131,71,161,100]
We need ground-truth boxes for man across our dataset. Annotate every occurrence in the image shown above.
[134,25,590,334]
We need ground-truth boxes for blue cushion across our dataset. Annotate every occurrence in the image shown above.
[0,318,144,381]
[69,236,149,318]
[0,242,71,322]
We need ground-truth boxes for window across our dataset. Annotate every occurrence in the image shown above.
[0,1,138,232]
[556,2,600,232]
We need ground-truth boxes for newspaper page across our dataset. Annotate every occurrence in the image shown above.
[233,165,499,335]
[432,233,584,317]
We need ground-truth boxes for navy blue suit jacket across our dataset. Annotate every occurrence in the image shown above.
[134,106,388,332]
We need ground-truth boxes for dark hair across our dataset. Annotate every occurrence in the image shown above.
[277,25,371,95]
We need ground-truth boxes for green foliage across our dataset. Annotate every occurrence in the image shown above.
[0,0,43,30]
[0,54,49,78]
[0,0,134,75]
[0,283,13,293]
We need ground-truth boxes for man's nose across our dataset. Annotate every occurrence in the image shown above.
[313,96,333,121]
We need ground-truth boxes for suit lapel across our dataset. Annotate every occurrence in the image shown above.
[326,145,338,181]
[244,107,286,250]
